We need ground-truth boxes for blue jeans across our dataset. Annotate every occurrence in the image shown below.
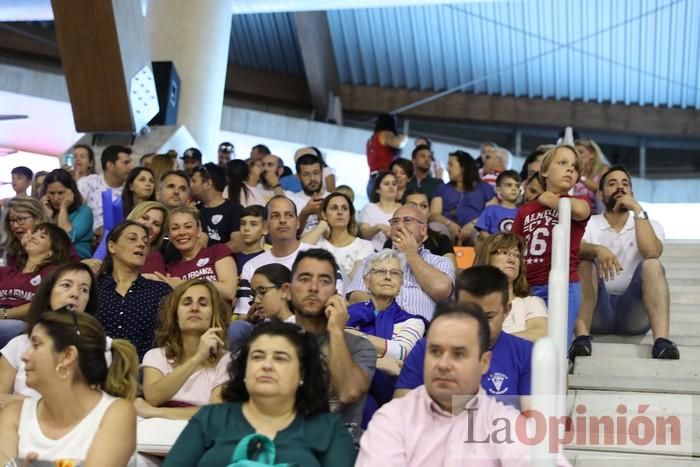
[0,320,26,349]
[531,282,580,348]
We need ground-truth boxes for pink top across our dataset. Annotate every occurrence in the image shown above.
[357,386,571,467]
[142,347,232,406]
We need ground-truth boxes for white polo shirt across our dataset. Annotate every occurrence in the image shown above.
[582,212,664,295]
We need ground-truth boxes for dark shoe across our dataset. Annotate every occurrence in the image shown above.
[652,338,680,360]
[568,335,592,360]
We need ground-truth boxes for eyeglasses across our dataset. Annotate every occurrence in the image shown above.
[369,268,403,279]
[494,249,521,260]
[219,144,234,152]
[250,285,277,302]
[388,216,426,226]
[8,215,34,226]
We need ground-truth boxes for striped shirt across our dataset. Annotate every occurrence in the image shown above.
[385,318,425,360]
[346,248,455,321]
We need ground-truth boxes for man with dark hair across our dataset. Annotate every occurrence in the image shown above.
[217,141,234,167]
[180,147,202,176]
[233,196,343,316]
[287,154,329,235]
[250,144,271,162]
[157,170,191,211]
[77,144,133,241]
[394,266,532,410]
[358,299,565,466]
[290,248,375,444]
[571,164,679,360]
[191,162,242,251]
[405,144,443,200]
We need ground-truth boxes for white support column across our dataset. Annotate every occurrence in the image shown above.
[146,0,233,162]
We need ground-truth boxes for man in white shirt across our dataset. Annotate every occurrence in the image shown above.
[571,165,679,360]
[286,154,328,236]
[77,145,133,243]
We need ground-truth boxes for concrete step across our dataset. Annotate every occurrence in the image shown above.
[594,334,700,347]
[566,449,699,466]
[570,357,700,394]
[564,390,698,456]
[589,342,700,360]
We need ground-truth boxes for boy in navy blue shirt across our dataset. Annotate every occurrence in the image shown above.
[476,170,521,240]
[394,266,533,410]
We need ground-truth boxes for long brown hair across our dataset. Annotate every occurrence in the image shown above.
[474,232,530,297]
[16,223,72,273]
[154,279,230,367]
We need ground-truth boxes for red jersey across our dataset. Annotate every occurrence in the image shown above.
[511,195,589,286]
[366,132,397,172]
[166,244,232,282]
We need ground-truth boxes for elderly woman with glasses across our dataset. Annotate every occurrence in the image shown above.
[474,232,548,342]
[346,249,426,426]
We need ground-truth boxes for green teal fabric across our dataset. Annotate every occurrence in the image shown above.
[163,402,356,467]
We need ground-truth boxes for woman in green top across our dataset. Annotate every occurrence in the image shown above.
[163,321,356,466]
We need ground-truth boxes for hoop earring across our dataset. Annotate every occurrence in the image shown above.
[55,363,70,379]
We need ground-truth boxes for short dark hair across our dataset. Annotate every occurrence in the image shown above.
[101,145,132,171]
[291,248,340,280]
[390,158,414,180]
[411,144,433,159]
[241,204,265,220]
[11,166,33,180]
[159,169,190,187]
[496,169,521,186]
[431,300,490,355]
[455,265,510,310]
[252,144,271,156]
[97,220,149,277]
[599,164,633,192]
[221,321,330,417]
[295,154,322,175]
[26,262,98,334]
[195,163,227,192]
[264,195,297,219]
[520,148,547,180]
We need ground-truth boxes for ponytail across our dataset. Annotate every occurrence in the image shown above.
[103,338,139,400]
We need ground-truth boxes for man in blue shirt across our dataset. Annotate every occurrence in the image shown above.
[394,266,532,410]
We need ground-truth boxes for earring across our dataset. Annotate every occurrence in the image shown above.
[55,363,70,379]
[299,380,304,386]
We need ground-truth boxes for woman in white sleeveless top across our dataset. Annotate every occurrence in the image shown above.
[0,310,139,466]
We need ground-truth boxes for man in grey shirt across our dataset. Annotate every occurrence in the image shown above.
[290,248,376,444]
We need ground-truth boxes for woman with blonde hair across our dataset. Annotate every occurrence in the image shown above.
[0,310,139,466]
[136,279,231,420]
[475,232,548,342]
[127,200,169,273]
[574,138,609,213]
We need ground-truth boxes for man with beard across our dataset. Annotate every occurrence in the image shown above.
[570,165,679,360]
[260,154,286,202]
[290,248,375,445]
[287,154,329,235]
[405,145,443,200]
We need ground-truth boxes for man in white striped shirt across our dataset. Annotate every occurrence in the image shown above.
[347,204,455,321]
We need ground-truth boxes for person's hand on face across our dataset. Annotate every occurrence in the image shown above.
[613,193,641,214]
[263,169,280,187]
[393,225,419,256]
[60,189,74,210]
[195,327,225,363]
[324,294,349,334]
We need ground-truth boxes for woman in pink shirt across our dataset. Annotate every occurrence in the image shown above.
[136,279,231,420]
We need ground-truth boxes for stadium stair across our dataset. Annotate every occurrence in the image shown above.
[565,241,700,466]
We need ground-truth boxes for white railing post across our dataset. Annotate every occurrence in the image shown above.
[531,336,558,466]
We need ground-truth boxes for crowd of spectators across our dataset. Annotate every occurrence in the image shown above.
[0,123,678,465]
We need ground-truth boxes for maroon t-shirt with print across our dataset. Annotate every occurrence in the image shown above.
[0,265,56,308]
[165,244,232,282]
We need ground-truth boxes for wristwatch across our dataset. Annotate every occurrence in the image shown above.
[634,210,649,220]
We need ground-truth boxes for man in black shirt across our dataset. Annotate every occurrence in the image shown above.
[191,163,242,251]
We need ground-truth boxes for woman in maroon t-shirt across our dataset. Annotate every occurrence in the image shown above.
[157,207,237,304]
[0,223,71,347]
